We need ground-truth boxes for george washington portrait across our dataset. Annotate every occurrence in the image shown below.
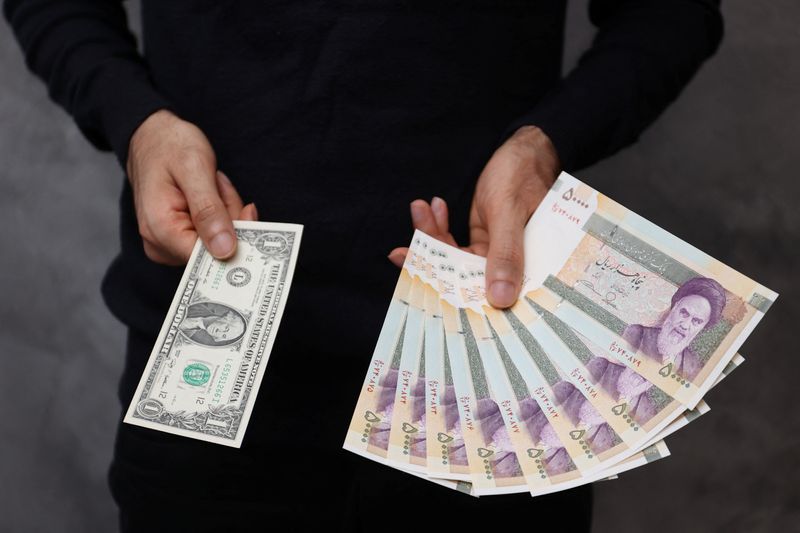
[178,301,247,347]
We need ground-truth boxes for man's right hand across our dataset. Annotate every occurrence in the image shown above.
[126,109,257,265]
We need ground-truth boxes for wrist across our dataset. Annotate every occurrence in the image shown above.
[127,109,176,176]
[507,125,561,185]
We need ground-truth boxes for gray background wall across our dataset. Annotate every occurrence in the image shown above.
[1,1,797,531]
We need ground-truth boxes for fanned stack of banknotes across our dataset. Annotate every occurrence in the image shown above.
[344,172,777,497]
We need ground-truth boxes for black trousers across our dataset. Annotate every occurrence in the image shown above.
[109,329,593,532]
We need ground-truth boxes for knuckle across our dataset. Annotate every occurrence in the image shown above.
[180,149,204,169]
[192,200,221,225]
[142,214,178,249]
[150,208,177,230]
[493,242,522,268]
[178,147,214,175]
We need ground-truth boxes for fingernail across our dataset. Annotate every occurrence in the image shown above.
[217,170,231,184]
[410,202,424,223]
[249,203,258,219]
[431,196,444,213]
[209,232,235,258]
[489,281,516,307]
[387,251,405,266]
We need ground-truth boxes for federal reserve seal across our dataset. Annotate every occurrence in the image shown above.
[183,363,212,386]
[226,266,251,287]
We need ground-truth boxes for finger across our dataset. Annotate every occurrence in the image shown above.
[388,247,408,268]
[431,197,449,234]
[468,216,490,257]
[411,199,460,248]
[465,242,488,257]
[149,212,201,264]
[216,170,245,220]
[239,202,258,221]
[410,200,441,236]
[485,215,525,309]
[138,177,198,263]
[175,158,237,259]
[430,197,460,247]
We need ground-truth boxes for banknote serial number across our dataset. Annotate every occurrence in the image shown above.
[213,359,235,404]
[210,263,228,290]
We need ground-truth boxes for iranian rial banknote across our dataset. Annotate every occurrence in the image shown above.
[124,221,302,447]
[461,246,747,478]
[483,302,622,476]
[402,235,472,481]
[343,261,411,462]
[424,284,471,482]
[518,299,688,471]
[343,236,474,494]
[521,172,777,408]
[465,306,575,494]
[479,313,682,496]
[386,276,428,471]
[442,301,528,495]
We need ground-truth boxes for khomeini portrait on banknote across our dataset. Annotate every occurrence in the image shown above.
[622,277,727,381]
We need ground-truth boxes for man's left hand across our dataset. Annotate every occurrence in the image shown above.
[388,125,560,309]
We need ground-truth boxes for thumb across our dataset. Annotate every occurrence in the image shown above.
[485,215,525,308]
[178,165,237,259]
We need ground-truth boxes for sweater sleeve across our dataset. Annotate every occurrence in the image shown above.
[504,0,723,172]
[3,0,171,167]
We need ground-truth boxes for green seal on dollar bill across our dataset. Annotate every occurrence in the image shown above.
[183,363,211,386]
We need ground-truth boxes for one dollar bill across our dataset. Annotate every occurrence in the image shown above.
[124,221,302,447]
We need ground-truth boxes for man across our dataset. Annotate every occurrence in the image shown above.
[178,301,247,347]
[3,0,723,530]
[623,276,727,380]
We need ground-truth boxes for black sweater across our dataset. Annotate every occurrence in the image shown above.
[4,0,722,406]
